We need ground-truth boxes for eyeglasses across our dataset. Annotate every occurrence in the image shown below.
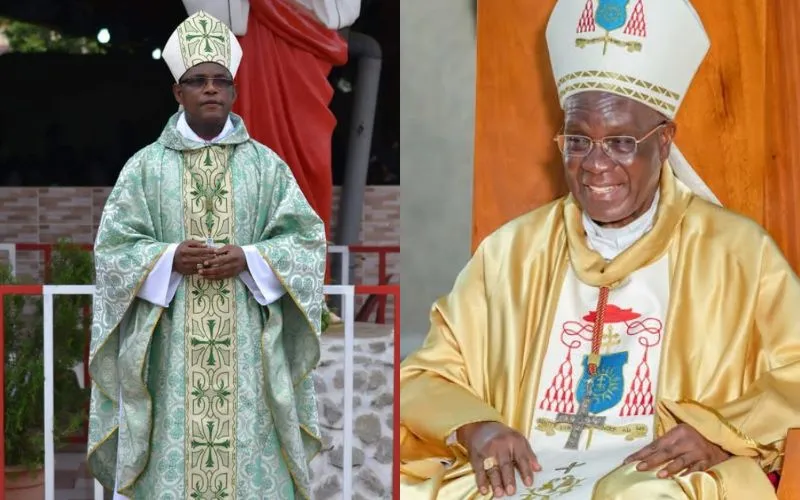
[554,122,668,161]
[178,76,234,90]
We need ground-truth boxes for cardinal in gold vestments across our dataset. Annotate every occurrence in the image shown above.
[399,0,800,499]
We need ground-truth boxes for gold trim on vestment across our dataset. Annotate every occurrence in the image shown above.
[88,246,168,403]
[556,70,681,100]
[117,308,165,498]
[559,81,677,115]
[677,399,774,451]
[182,145,238,498]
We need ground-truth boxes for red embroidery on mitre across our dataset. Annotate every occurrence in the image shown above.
[623,0,647,37]
[576,0,596,33]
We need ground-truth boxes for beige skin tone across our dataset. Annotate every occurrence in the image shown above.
[458,91,730,498]
[171,62,246,279]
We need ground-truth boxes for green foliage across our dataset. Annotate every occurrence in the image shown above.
[321,304,331,333]
[1,18,106,55]
[322,295,345,333]
[2,240,94,469]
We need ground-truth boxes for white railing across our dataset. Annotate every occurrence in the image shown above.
[41,285,94,500]
[40,284,356,500]
[0,243,349,285]
[322,285,357,500]
[327,245,351,285]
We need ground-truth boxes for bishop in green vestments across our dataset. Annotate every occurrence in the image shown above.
[87,11,325,499]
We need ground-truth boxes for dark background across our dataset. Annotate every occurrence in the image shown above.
[0,0,398,186]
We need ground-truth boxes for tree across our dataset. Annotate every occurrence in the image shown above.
[0,17,105,55]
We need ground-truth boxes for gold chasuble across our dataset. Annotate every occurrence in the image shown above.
[399,166,800,499]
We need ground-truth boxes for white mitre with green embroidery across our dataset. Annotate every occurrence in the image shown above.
[162,10,243,82]
[545,0,721,205]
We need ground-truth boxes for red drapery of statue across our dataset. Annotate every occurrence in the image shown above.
[233,0,348,239]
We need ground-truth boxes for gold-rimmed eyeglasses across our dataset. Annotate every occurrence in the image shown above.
[554,122,668,161]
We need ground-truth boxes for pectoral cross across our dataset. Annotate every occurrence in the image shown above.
[555,391,606,450]
[205,236,221,249]
[202,194,221,248]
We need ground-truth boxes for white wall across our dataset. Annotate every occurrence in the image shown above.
[400,0,477,357]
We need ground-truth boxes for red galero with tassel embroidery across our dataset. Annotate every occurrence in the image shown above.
[510,254,669,499]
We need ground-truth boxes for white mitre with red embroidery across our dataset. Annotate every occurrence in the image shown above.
[545,0,721,206]
[162,10,243,82]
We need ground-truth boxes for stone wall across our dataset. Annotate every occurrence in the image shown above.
[311,327,393,499]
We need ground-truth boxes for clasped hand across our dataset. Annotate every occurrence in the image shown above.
[173,240,246,280]
[460,421,730,498]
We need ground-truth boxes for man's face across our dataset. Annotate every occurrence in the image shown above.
[172,62,236,127]
[560,91,674,227]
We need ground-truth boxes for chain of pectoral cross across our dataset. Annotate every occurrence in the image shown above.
[587,286,610,375]
[557,285,612,450]
[197,178,222,247]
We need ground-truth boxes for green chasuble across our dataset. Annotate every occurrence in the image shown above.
[87,112,325,499]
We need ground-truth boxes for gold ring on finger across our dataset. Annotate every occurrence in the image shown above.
[482,457,499,471]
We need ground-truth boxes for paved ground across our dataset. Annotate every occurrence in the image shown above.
[54,445,98,500]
